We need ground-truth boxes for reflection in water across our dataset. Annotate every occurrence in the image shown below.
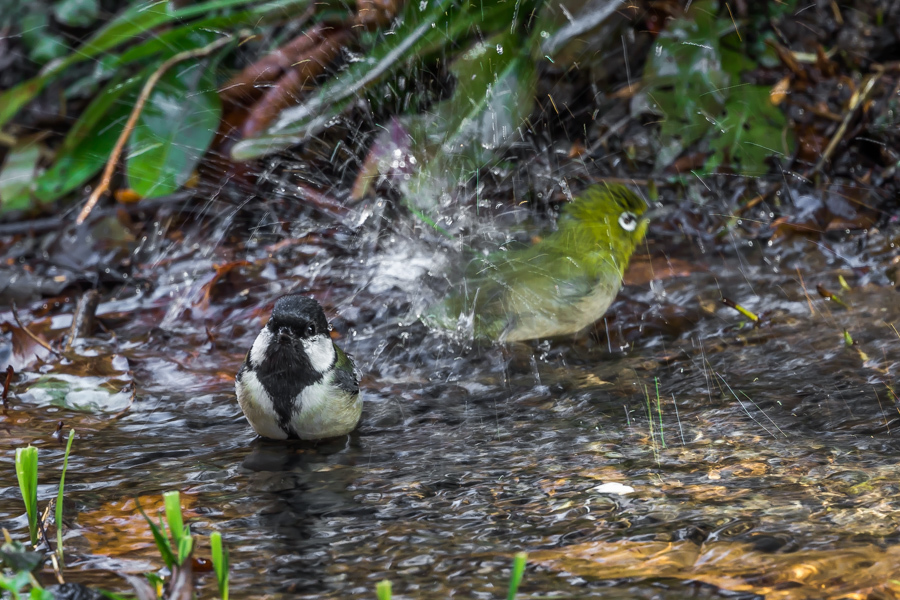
[240,437,366,594]
[2,225,900,598]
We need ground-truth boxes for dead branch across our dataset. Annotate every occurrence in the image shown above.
[75,34,236,226]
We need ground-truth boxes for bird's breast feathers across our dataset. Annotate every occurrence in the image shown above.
[236,366,361,440]
[292,372,363,439]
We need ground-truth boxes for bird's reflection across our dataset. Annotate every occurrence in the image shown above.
[239,433,371,593]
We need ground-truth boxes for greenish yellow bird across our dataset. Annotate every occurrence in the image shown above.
[426,184,650,342]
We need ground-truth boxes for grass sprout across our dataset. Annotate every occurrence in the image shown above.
[210,531,229,600]
[14,446,39,547]
[55,429,75,563]
[376,580,392,600]
[507,552,527,600]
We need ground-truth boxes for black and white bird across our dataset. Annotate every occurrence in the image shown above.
[235,294,362,440]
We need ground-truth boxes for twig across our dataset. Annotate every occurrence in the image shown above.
[721,297,761,324]
[63,290,100,351]
[809,68,883,176]
[38,503,53,548]
[11,302,61,357]
[75,34,235,225]
[2,366,13,408]
[725,3,741,41]
[49,552,65,585]
[591,176,650,187]
[0,131,17,147]
[0,190,196,237]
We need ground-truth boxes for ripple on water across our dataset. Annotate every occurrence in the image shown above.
[4,240,900,597]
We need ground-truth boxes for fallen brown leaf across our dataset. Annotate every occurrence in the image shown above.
[531,539,900,600]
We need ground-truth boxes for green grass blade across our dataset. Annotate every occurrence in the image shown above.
[376,580,391,600]
[136,500,176,569]
[210,532,229,600]
[55,430,75,563]
[97,591,134,600]
[163,491,184,550]
[14,447,39,547]
[177,529,193,565]
[114,0,310,68]
[655,377,665,449]
[163,491,193,565]
[506,552,527,600]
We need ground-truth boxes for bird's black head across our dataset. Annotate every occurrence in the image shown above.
[267,294,330,343]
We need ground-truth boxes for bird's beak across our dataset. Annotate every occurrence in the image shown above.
[277,327,295,344]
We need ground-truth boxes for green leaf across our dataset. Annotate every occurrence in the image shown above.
[33,67,149,203]
[20,371,134,413]
[0,541,44,573]
[20,12,69,64]
[53,0,100,27]
[231,0,461,159]
[709,85,792,174]
[638,0,794,174]
[376,580,391,600]
[163,492,185,550]
[113,0,309,73]
[97,590,135,600]
[0,139,41,214]
[0,571,34,596]
[64,54,119,100]
[126,58,223,198]
[136,502,176,570]
[210,532,229,600]
[393,26,540,212]
[15,446,39,548]
[176,532,193,565]
[0,0,304,128]
[29,587,54,600]
[421,29,537,168]
[114,19,231,67]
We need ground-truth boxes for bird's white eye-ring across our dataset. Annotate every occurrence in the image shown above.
[618,211,638,232]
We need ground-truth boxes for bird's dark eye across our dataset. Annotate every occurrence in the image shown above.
[618,211,638,232]
[304,323,316,337]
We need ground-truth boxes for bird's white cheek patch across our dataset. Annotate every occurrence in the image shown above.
[249,326,272,367]
[302,334,336,373]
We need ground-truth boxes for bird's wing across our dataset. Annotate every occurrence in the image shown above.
[486,245,626,340]
[425,233,623,339]
[498,249,599,308]
[333,345,360,395]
